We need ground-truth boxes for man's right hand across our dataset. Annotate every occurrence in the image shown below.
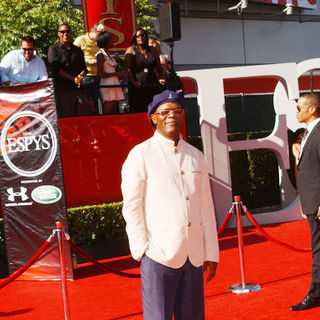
[134,81,141,88]
[74,75,84,88]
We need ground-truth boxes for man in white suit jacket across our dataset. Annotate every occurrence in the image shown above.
[121,90,219,320]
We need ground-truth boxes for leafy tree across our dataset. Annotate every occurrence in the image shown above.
[0,0,158,65]
[135,0,158,37]
[0,0,84,62]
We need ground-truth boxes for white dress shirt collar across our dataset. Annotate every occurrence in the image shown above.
[154,130,183,149]
[299,117,320,158]
[306,117,320,136]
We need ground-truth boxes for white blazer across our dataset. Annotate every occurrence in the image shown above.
[121,131,219,268]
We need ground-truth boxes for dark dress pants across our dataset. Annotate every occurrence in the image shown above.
[307,214,320,298]
[140,255,204,320]
[55,86,91,118]
[128,83,160,114]
[82,76,101,115]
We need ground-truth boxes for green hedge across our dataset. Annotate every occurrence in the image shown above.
[230,149,281,208]
[228,131,281,208]
[188,131,296,209]
[0,203,126,263]
[67,202,126,245]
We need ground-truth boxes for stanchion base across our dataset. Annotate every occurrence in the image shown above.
[228,283,261,294]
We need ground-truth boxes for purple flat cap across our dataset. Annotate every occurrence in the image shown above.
[147,90,184,119]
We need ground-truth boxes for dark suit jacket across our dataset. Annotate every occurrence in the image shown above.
[297,120,320,215]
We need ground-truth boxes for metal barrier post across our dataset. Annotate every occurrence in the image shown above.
[98,97,103,115]
[228,196,261,294]
[56,221,71,320]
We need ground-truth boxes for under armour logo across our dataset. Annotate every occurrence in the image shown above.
[7,187,28,202]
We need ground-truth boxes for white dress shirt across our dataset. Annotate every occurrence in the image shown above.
[300,118,320,157]
[121,130,219,269]
[0,49,48,84]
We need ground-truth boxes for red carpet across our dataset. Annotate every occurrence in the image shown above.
[1,220,320,319]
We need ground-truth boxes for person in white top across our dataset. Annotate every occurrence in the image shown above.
[121,90,219,320]
[0,35,48,86]
[96,31,125,115]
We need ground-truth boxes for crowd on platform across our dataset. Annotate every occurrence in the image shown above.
[0,23,171,118]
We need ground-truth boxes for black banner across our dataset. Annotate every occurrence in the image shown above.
[0,80,72,280]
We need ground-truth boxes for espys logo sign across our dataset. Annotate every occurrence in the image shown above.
[0,111,57,177]
[31,185,62,204]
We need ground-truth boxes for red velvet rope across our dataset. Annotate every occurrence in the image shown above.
[1,206,308,290]
[0,235,54,290]
[217,202,311,253]
[67,237,141,278]
[243,207,311,252]
[0,228,140,291]
[217,208,233,235]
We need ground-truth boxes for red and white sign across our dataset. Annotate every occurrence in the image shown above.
[81,0,137,53]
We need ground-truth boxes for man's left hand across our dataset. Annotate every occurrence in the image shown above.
[203,261,218,283]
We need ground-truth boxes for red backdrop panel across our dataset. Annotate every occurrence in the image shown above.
[59,113,186,208]
[59,113,154,207]
[81,0,137,53]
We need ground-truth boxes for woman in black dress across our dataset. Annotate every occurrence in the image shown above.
[124,28,165,113]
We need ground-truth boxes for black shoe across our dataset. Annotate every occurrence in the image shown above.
[290,295,320,311]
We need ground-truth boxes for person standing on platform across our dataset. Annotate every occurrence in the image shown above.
[149,37,171,82]
[124,28,166,113]
[74,22,105,115]
[96,31,125,115]
[48,23,89,118]
[0,35,48,86]
[290,93,320,311]
[121,90,219,320]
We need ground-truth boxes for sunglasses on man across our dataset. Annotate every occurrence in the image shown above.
[153,109,184,117]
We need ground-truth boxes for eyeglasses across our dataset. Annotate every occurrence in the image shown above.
[22,48,33,52]
[153,109,184,117]
[136,33,146,38]
[59,30,71,34]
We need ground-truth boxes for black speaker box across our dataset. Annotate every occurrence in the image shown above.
[159,2,181,42]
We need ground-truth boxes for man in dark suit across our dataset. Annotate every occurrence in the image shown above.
[291,93,320,311]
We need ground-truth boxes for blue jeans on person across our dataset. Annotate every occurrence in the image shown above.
[82,76,101,115]
[140,255,205,320]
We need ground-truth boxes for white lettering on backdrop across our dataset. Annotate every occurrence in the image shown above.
[179,58,320,226]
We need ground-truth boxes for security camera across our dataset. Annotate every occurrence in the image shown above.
[228,0,248,14]
[283,3,294,15]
